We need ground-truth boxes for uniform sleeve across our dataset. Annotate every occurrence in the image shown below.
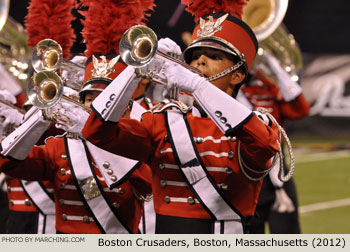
[0,140,56,181]
[279,93,310,120]
[128,163,153,197]
[236,115,280,174]
[82,112,155,163]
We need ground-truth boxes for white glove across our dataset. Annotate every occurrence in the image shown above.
[272,188,295,213]
[61,55,86,85]
[0,106,23,128]
[262,52,302,102]
[62,86,79,98]
[163,62,207,93]
[158,38,182,57]
[0,89,17,104]
[53,100,90,134]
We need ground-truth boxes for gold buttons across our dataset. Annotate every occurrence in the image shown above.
[160,180,167,187]
[103,161,110,169]
[110,175,117,182]
[220,117,227,123]
[7,187,11,192]
[196,136,204,143]
[62,214,67,221]
[164,196,171,203]
[225,167,233,174]
[59,199,64,205]
[24,199,31,206]
[220,184,228,190]
[10,200,14,206]
[159,149,166,154]
[60,168,66,176]
[112,202,120,209]
[60,183,65,189]
[159,163,165,170]
[117,188,125,194]
[230,136,237,142]
[228,151,234,159]
[61,153,67,159]
[83,216,91,224]
[187,196,195,205]
[106,169,113,175]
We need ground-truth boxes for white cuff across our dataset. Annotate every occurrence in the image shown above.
[193,84,253,134]
[91,66,141,122]
[1,109,50,160]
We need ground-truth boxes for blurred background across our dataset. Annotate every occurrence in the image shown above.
[2,0,350,233]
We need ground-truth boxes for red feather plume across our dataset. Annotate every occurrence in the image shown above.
[181,0,249,22]
[25,0,76,59]
[80,0,155,58]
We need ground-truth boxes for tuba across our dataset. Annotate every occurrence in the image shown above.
[242,0,303,82]
[0,0,32,88]
[242,0,296,182]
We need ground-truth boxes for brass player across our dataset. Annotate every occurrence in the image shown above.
[237,51,310,233]
[81,0,283,233]
[0,0,154,234]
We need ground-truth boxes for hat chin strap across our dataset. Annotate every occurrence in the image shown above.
[206,61,244,82]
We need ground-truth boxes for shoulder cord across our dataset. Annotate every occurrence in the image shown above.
[238,107,295,182]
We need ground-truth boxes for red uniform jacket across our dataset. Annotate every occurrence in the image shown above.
[82,109,280,218]
[241,72,310,126]
[0,135,152,234]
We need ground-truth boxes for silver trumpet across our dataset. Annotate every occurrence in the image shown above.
[32,39,84,90]
[119,25,203,87]
[27,70,90,126]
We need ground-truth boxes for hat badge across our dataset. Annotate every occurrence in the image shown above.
[91,55,120,79]
[197,13,228,37]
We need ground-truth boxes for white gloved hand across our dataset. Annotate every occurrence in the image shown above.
[158,37,182,57]
[53,100,90,134]
[62,86,79,98]
[262,52,302,102]
[0,89,17,104]
[163,62,208,93]
[272,188,295,213]
[61,55,86,85]
[0,106,23,127]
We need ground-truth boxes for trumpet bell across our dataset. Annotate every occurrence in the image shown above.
[27,70,63,109]
[32,39,63,72]
[119,25,158,67]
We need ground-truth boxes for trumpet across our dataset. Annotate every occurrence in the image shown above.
[26,70,91,125]
[119,25,203,87]
[31,39,85,90]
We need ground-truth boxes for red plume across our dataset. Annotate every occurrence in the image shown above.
[25,0,76,59]
[181,0,249,22]
[80,0,155,58]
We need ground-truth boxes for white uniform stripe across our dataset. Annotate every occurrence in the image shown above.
[166,181,187,187]
[62,185,76,190]
[66,215,95,222]
[10,200,30,205]
[163,148,173,153]
[61,200,84,206]
[163,164,228,173]
[200,151,229,158]
[169,197,200,204]
[194,136,230,143]
[46,188,54,193]
[8,187,24,192]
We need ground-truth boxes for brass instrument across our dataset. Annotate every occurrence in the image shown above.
[242,0,302,82]
[120,25,202,86]
[0,0,31,88]
[242,0,296,182]
[27,70,90,125]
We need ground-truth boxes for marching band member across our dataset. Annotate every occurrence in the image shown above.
[237,51,310,233]
[81,0,283,234]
